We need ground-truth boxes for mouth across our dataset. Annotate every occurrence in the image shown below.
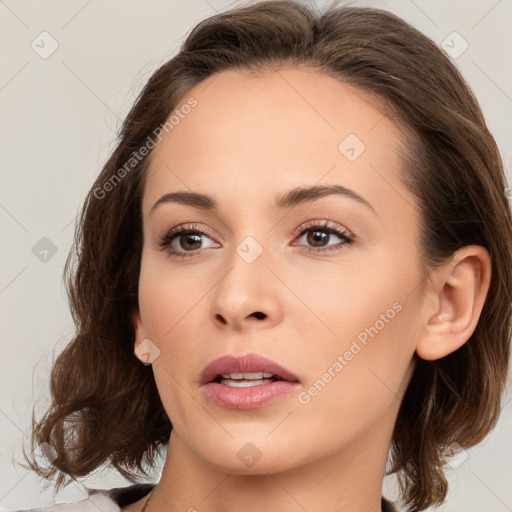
[199,353,301,410]
[199,353,300,387]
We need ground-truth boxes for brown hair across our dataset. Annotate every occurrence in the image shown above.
[21,1,512,510]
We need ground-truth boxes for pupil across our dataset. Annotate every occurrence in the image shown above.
[181,234,202,250]
[308,230,328,246]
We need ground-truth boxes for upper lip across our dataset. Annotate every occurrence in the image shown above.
[200,353,300,385]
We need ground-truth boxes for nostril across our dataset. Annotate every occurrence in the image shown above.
[215,314,227,324]
[250,312,266,320]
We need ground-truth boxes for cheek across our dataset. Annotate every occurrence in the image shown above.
[137,251,205,340]
[288,249,416,346]
[293,298,419,449]
[137,251,215,380]
[287,250,421,401]
[137,258,206,422]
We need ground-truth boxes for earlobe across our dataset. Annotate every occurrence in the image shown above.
[416,245,491,361]
[130,308,161,365]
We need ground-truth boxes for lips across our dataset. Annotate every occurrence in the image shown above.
[199,353,300,386]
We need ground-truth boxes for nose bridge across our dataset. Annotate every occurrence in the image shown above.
[209,233,283,330]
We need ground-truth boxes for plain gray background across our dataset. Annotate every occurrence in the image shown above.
[1,0,511,510]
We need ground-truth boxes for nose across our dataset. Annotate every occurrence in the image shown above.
[210,240,284,331]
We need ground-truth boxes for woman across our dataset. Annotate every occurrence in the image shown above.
[16,0,512,511]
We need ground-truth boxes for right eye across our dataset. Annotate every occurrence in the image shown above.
[159,223,220,258]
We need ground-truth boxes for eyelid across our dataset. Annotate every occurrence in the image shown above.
[158,222,219,247]
[158,221,352,244]
[293,219,354,239]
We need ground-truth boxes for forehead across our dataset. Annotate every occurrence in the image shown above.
[142,67,413,219]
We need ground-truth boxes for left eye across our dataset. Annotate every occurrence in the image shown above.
[293,222,354,252]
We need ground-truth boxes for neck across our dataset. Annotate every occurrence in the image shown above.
[147,422,393,512]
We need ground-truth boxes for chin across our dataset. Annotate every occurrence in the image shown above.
[206,453,294,476]
[189,433,307,475]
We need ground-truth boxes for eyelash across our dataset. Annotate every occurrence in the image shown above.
[158,221,355,259]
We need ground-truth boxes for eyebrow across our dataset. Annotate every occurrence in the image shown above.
[149,184,376,215]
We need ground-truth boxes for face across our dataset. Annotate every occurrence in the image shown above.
[132,67,428,474]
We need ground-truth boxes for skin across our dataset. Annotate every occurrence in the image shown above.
[128,67,491,512]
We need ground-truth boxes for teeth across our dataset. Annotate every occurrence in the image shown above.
[220,372,275,380]
[220,378,273,388]
[219,371,278,387]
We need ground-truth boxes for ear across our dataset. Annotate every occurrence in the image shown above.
[416,245,491,361]
[130,307,148,350]
[130,308,161,365]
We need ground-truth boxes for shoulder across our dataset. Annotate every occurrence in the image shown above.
[7,483,155,512]
[382,496,399,512]
[5,493,120,512]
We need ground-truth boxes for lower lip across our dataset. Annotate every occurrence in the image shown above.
[201,380,301,409]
